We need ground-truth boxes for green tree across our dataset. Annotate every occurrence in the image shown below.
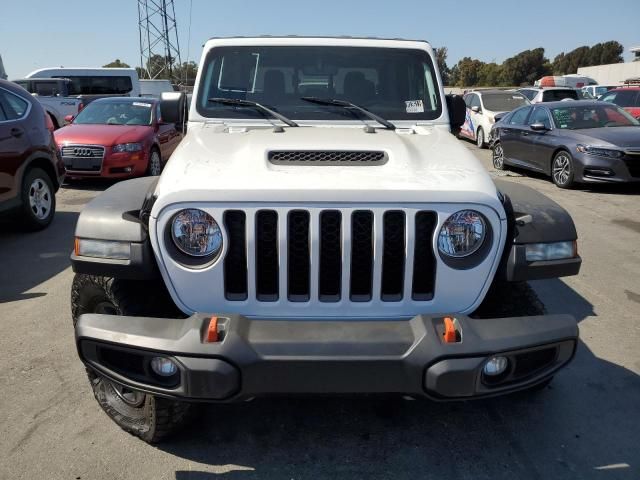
[477,63,502,86]
[434,47,450,85]
[500,48,550,86]
[553,41,623,74]
[453,57,485,87]
[103,59,130,68]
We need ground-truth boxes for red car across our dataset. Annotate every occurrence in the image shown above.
[599,87,640,120]
[54,97,182,178]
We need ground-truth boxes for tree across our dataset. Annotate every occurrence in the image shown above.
[553,41,623,74]
[452,57,485,87]
[434,47,450,85]
[103,59,130,68]
[477,63,502,86]
[500,48,550,86]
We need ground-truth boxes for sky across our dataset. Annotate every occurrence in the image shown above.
[1,0,639,78]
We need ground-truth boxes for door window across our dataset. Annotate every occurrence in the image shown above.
[0,89,30,121]
[508,106,532,125]
[469,94,481,110]
[529,107,551,129]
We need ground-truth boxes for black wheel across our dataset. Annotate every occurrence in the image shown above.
[551,150,574,188]
[20,167,55,231]
[147,148,162,176]
[492,142,506,170]
[71,274,191,443]
[476,127,486,148]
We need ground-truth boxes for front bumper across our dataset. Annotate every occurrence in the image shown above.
[75,313,578,401]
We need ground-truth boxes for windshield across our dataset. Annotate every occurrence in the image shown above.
[550,104,640,129]
[543,89,578,102]
[73,100,153,126]
[195,46,442,122]
[482,93,528,112]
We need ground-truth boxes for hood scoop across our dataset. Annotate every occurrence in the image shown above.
[268,150,388,166]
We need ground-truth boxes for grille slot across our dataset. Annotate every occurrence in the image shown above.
[412,211,437,301]
[269,150,387,165]
[223,211,247,300]
[350,211,374,302]
[61,144,105,172]
[287,210,310,302]
[381,211,406,301]
[255,210,279,301]
[319,211,342,302]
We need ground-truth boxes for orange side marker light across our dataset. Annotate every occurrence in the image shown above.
[74,237,80,256]
[206,316,219,343]
[443,317,458,343]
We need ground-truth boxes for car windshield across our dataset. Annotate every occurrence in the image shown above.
[543,89,578,101]
[195,45,442,122]
[482,93,528,112]
[550,104,640,129]
[73,100,153,125]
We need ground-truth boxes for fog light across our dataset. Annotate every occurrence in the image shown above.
[483,356,509,376]
[150,357,178,377]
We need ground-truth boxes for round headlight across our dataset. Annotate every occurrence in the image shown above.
[171,209,223,258]
[438,210,486,258]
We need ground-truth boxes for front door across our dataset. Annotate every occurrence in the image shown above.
[0,88,31,205]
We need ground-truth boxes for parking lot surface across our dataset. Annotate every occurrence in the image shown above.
[1,143,639,480]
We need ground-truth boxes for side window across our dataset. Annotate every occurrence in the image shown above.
[529,107,551,129]
[155,103,162,123]
[0,89,29,121]
[470,94,481,109]
[509,106,532,125]
[464,94,473,107]
[34,81,60,96]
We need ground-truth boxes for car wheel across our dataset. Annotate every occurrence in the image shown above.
[20,167,56,231]
[476,127,486,148]
[71,274,192,443]
[492,142,506,170]
[551,151,575,188]
[147,149,162,176]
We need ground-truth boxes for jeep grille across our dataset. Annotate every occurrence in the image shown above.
[268,150,387,165]
[223,208,437,303]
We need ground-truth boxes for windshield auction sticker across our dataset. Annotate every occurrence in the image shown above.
[132,102,152,108]
[405,100,424,113]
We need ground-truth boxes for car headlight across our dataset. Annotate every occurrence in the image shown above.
[113,142,143,153]
[576,145,622,158]
[171,209,223,258]
[438,210,486,258]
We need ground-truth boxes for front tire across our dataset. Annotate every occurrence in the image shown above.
[551,150,575,188]
[20,167,56,231]
[476,127,486,148]
[71,274,191,443]
[147,148,162,176]
[492,142,506,170]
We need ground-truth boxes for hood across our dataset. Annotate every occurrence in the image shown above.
[54,124,151,147]
[153,124,504,215]
[565,126,640,149]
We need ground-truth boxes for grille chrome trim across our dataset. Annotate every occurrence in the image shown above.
[61,144,105,173]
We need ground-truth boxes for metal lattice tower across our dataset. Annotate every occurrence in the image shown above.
[138,0,182,84]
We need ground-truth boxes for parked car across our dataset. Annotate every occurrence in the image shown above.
[582,85,617,99]
[70,37,581,443]
[490,100,640,188]
[13,78,83,129]
[598,87,640,119]
[0,79,65,229]
[140,79,175,98]
[54,97,182,178]
[518,87,579,103]
[459,89,530,148]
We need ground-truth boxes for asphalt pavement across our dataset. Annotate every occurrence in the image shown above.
[1,143,639,480]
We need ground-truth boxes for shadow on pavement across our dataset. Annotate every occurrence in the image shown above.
[0,211,78,303]
[160,282,638,480]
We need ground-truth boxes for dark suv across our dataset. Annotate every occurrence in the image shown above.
[0,79,65,230]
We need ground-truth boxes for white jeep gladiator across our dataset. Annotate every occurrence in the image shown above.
[70,37,581,443]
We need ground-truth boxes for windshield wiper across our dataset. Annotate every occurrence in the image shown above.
[207,98,299,127]
[300,97,396,130]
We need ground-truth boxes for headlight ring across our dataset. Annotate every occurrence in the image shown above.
[437,210,492,269]
[169,209,223,264]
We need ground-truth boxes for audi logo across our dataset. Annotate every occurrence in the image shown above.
[73,148,93,157]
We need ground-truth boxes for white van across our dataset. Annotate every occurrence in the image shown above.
[26,67,140,97]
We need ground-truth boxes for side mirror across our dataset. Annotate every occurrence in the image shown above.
[471,105,480,113]
[64,114,74,123]
[530,122,548,131]
[160,92,186,128]
[445,94,466,133]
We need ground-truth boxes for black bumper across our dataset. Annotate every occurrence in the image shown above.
[75,313,578,402]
